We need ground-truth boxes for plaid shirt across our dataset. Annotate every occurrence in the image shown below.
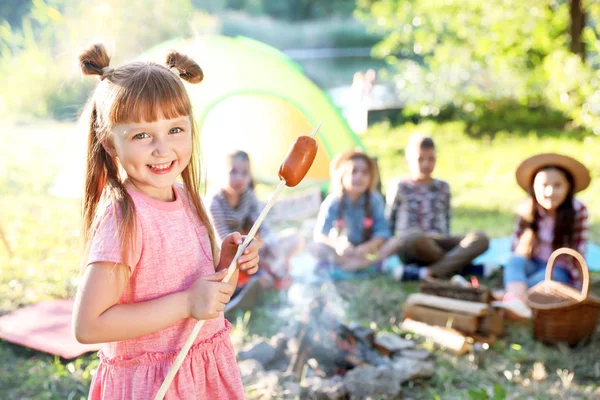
[511,199,588,282]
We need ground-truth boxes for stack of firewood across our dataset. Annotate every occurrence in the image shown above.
[401,278,504,355]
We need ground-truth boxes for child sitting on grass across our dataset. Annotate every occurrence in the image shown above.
[493,153,590,320]
[379,134,489,281]
[312,150,392,273]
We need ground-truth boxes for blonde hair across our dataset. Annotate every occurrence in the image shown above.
[79,43,219,269]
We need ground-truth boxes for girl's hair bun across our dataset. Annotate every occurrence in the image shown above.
[165,51,203,84]
[79,43,112,80]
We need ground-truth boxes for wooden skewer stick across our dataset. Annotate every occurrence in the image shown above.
[154,122,322,400]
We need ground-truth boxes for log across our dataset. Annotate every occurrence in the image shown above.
[478,307,504,336]
[405,293,489,317]
[403,303,479,334]
[420,278,489,303]
[400,318,471,355]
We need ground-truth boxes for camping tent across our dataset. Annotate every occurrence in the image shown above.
[141,35,363,188]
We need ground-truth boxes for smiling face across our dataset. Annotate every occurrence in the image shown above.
[532,167,572,212]
[226,155,252,195]
[340,157,371,197]
[106,115,192,201]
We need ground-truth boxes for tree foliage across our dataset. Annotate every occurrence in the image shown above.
[0,0,195,120]
[358,0,600,133]
[192,0,357,20]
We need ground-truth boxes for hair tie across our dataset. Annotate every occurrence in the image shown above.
[169,66,180,77]
[100,66,114,80]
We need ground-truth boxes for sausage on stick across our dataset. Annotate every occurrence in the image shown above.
[154,122,322,400]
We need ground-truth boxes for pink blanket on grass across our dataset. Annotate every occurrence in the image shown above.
[0,299,101,359]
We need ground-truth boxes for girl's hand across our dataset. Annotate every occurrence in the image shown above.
[220,232,260,275]
[186,269,234,320]
[354,244,371,257]
[335,239,355,257]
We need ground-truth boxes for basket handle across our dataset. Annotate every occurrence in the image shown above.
[545,247,590,300]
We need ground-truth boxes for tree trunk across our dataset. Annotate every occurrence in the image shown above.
[570,0,586,60]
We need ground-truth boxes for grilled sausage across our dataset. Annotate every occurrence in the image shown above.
[278,136,318,187]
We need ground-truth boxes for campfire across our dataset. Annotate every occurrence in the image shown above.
[236,285,435,399]
[287,293,389,378]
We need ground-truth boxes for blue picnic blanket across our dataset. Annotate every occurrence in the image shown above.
[473,236,600,272]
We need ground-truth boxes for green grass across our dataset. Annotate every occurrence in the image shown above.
[1,120,599,399]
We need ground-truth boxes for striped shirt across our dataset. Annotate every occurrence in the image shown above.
[207,189,272,242]
[511,198,588,282]
[386,178,451,236]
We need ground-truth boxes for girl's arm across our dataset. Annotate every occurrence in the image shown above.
[73,263,231,344]
[356,237,385,256]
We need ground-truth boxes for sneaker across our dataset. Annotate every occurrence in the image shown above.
[400,264,421,281]
[450,274,470,287]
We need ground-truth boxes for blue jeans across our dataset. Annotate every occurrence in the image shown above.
[504,254,571,288]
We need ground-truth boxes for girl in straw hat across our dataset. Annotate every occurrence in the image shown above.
[493,153,591,320]
[312,150,392,272]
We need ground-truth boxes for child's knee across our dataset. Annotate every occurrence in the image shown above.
[463,230,490,252]
[412,234,444,261]
[473,230,490,250]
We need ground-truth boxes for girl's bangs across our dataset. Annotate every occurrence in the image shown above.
[109,66,192,124]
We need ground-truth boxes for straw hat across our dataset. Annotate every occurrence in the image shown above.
[515,153,591,193]
[330,149,379,190]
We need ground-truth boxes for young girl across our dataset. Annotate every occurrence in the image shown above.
[313,150,391,272]
[495,153,591,320]
[72,44,260,399]
[208,150,303,315]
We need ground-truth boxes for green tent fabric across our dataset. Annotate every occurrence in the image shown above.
[141,35,363,186]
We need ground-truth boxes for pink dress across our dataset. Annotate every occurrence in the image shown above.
[86,184,244,399]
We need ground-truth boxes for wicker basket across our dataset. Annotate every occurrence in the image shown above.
[527,248,600,345]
